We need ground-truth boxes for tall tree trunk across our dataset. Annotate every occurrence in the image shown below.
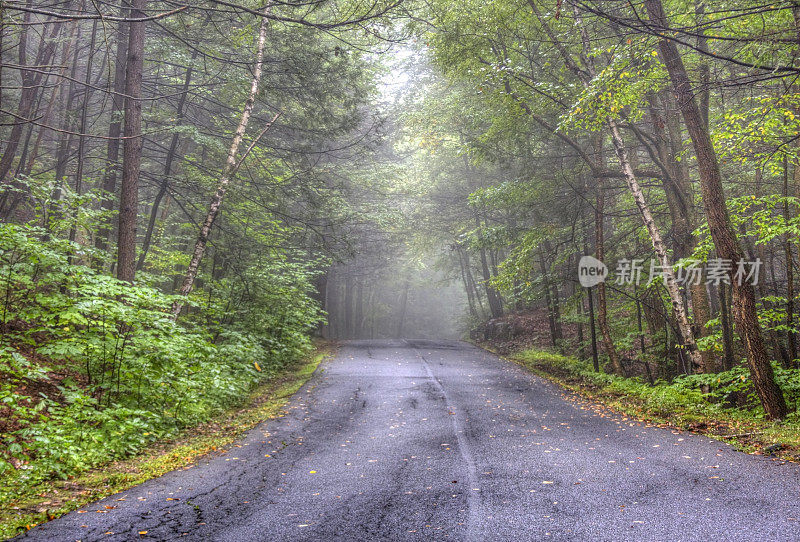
[117,0,147,283]
[463,251,486,316]
[0,6,4,117]
[756,241,790,366]
[645,0,788,419]
[594,176,624,374]
[172,10,273,317]
[52,24,82,184]
[583,216,599,370]
[576,291,586,359]
[70,19,98,256]
[457,247,478,317]
[317,270,329,338]
[396,280,410,339]
[96,3,130,254]
[648,91,715,373]
[542,239,563,342]
[587,286,600,372]
[606,101,703,373]
[137,58,196,270]
[475,213,503,318]
[719,282,736,370]
[344,272,354,339]
[784,154,798,365]
[689,280,715,372]
[354,280,364,339]
[0,1,54,184]
[637,297,655,384]
[694,1,710,129]
[327,267,338,339]
[21,21,77,180]
[538,249,562,347]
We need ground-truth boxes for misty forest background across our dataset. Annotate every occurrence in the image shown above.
[4,0,800,505]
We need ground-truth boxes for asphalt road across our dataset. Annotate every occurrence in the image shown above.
[21,339,800,541]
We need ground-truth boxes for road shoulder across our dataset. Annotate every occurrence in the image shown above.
[1,343,333,540]
[473,342,800,465]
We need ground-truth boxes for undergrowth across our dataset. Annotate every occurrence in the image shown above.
[512,349,800,455]
[0,222,323,508]
[0,346,329,539]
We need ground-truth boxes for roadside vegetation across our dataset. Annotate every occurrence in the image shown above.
[1,345,330,539]
[405,0,800,426]
[508,348,800,460]
[1,214,322,500]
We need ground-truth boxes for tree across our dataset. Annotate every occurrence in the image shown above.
[644,0,788,419]
[117,0,147,283]
[171,8,274,317]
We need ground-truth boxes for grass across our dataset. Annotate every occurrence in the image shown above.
[0,343,333,540]
[497,347,800,461]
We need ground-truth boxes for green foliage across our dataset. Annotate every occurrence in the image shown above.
[675,364,800,417]
[692,194,800,265]
[716,94,800,172]
[0,223,320,501]
[561,39,666,131]
[517,348,800,422]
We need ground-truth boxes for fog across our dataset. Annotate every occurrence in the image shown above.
[321,256,468,341]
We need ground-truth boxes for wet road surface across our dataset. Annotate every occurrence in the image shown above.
[22,339,800,541]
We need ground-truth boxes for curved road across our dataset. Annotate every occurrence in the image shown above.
[22,340,800,541]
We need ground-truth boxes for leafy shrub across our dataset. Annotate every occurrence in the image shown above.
[514,348,800,421]
[0,223,322,500]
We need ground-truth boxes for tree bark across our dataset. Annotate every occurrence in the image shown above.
[542,239,563,342]
[594,175,625,375]
[116,0,147,283]
[784,155,798,365]
[354,280,364,339]
[647,91,715,373]
[475,213,503,318]
[645,0,788,419]
[719,282,736,370]
[463,250,486,316]
[21,18,79,180]
[694,1,711,129]
[538,249,562,348]
[317,269,329,338]
[0,1,52,184]
[96,3,130,254]
[576,291,586,359]
[0,5,67,191]
[457,247,478,317]
[344,272,354,339]
[69,19,98,257]
[587,286,600,372]
[396,280,410,339]
[606,118,704,371]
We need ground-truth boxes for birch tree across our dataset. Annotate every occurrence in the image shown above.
[171,5,276,317]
